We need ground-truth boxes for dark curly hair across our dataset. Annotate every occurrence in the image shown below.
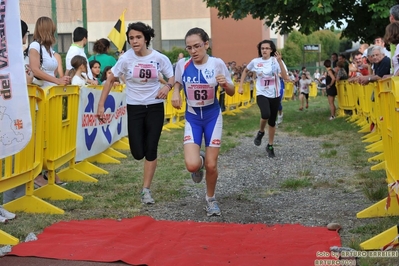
[126,22,155,48]
[257,40,276,57]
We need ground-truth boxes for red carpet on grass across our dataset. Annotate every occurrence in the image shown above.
[9,216,341,265]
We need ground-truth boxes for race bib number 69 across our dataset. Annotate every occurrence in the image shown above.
[132,63,157,79]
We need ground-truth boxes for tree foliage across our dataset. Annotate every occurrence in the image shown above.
[204,0,398,43]
[280,30,351,68]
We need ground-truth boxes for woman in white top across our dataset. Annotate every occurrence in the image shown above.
[97,22,174,205]
[28,16,70,87]
[238,40,289,158]
[28,17,70,188]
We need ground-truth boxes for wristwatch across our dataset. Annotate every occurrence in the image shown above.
[368,76,371,82]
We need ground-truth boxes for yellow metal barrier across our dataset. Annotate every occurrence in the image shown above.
[238,82,252,109]
[0,85,64,245]
[283,82,294,101]
[224,84,242,116]
[34,85,85,201]
[172,89,187,128]
[309,82,318,98]
[357,77,399,249]
[163,89,182,131]
[336,80,357,117]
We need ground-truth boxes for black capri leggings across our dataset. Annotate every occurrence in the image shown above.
[127,103,164,161]
[256,95,280,127]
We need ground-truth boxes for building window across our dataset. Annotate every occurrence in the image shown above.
[161,40,185,51]
[57,33,73,53]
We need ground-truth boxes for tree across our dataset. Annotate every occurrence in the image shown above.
[204,0,397,43]
[280,30,346,68]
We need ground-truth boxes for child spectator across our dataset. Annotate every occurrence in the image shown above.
[101,66,120,86]
[90,60,102,85]
[68,55,88,86]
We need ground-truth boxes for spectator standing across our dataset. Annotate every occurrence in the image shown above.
[384,22,399,76]
[358,46,391,84]
[324,59,337,120]
[331,53,338,69]
[374,37,391,58]
[24,16,70,188]
[88,38,117,75]
[65,27,96,83]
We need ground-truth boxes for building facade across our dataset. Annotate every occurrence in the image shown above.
[20,0,284,65]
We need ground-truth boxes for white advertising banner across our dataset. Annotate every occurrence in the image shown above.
[0,0,32,159]
[76,87,127,161]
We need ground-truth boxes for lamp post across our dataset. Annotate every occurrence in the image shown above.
[151,0,162,51]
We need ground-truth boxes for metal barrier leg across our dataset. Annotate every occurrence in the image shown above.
[357,196,398,219]
[34,184,83,201]
[360,225,399,250]
[103,147,127,159]
[111,139,130,150]
[370,161,386,171]
[87,153,121,164]
[368,153,384,162]
[57,167,99,182]
[0,230,19,245]
[366,140,383,153]
[4,193,64,214]
[73,160,108,175]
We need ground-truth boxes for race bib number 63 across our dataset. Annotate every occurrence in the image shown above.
[186,83,215,107]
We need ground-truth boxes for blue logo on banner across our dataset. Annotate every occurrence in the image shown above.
[102,96,115,144]
[84,93,97,150]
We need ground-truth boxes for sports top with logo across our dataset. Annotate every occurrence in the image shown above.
[247,57,285,98]
[175,56,233,147]
[111,49,174,105]
[175,56,232,115]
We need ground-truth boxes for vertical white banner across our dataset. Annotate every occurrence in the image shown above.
[0,0,32,159]
[76,87,127,161]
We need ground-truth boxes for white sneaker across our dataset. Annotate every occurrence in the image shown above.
[0,215,8,223]
[141,189,155,204]
[329,116,335,120]
[277,114,283,125]
[0,206,16,220]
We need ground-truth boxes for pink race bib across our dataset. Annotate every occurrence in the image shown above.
[132,63,157,79]
[260,76,275,88]
[186,83,215,107]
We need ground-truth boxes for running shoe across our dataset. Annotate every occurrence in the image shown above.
[0,215,7,224]
[141,189,155,204]
[254,131,265,146]
[329,116,335,120]
[266,144,275,158]
[191,151,205,183]
[205,198,221,217]
[0,206,16,220]
[277,114,283,125]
